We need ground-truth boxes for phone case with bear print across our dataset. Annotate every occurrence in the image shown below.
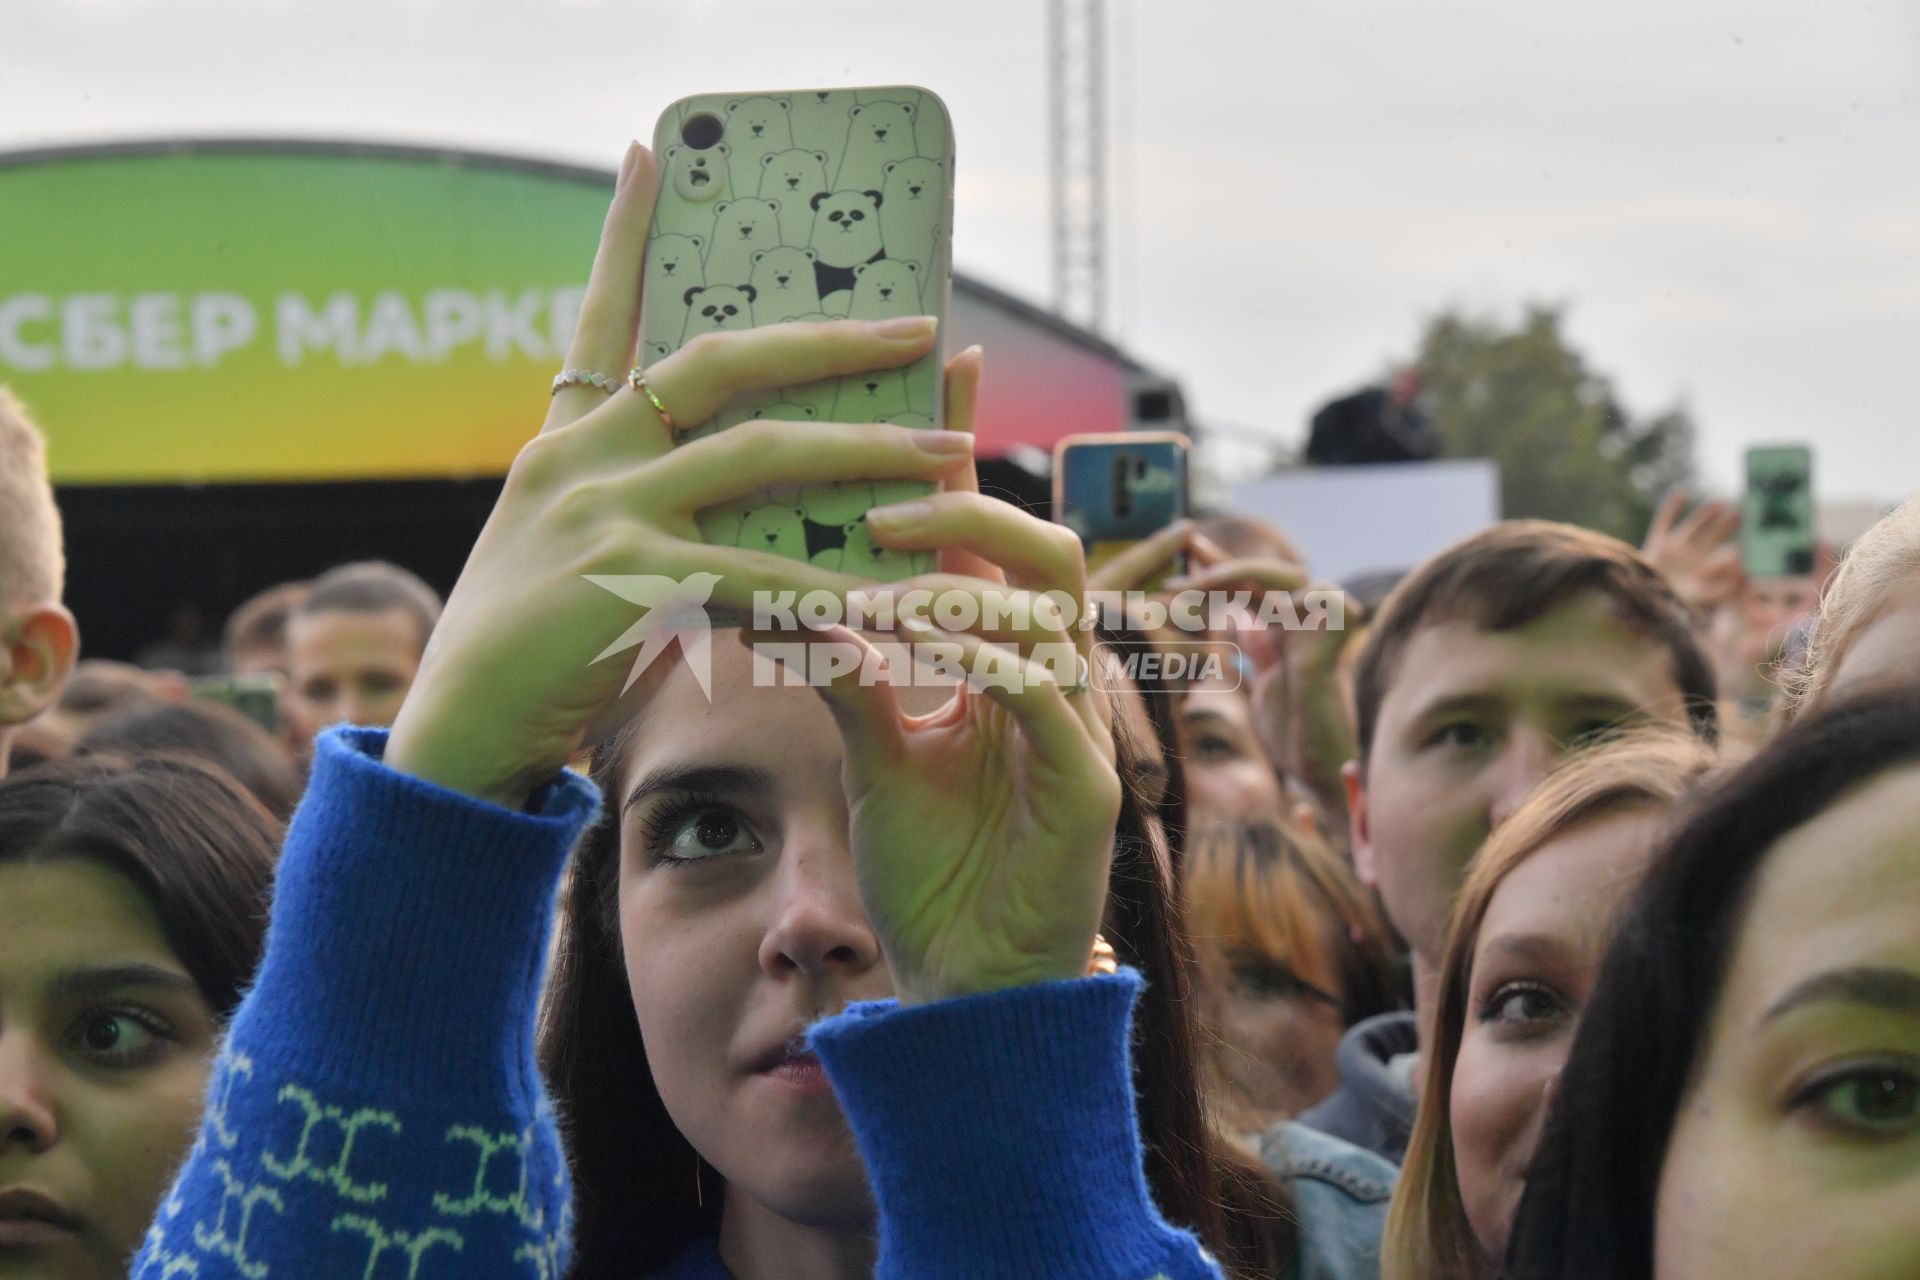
[639,86,955,580]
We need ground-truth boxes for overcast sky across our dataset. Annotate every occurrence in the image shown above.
[5,0,1916,503]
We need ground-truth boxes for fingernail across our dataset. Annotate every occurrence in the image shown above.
[872,315,937,340]
[616,141,638,190]
[868,499,935,529]
[913,430,973,454]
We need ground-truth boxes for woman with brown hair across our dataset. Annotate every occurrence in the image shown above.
[1184,819,1401,1128]
[1379,728,1718,1280]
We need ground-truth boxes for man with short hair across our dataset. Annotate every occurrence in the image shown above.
[282,561,441,758]
[1298,520,1717,1161]
[0,388,79,778]
[224,579,311,679]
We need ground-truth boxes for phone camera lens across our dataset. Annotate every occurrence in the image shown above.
[681,113,725,151]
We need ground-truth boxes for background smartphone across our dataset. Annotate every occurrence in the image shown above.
[188,674,282,735]
[1742,444,1816,578]
[639,86,955,580]
[1052,432,1192,583]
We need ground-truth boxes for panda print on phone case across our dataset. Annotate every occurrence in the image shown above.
[642,87,953,580]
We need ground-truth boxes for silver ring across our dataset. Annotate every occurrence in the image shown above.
[1062,653,1093,697]
[551,368,618,396]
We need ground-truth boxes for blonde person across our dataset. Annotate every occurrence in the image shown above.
[1787,493,1920,717]
[0,388,78,780]
[1380,728,1717,1280]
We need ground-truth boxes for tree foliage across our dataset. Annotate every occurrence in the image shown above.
[1410,306,1696,543]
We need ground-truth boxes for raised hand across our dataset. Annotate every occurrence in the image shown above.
[753,494,1120,1004]
[1643,490,1743,614]
[384,144,976,808]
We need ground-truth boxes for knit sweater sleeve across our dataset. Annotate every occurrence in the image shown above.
[807,970,1226,1280]
[132,725,601,1280]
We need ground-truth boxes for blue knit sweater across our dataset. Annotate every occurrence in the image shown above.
[132,726,1222,1279]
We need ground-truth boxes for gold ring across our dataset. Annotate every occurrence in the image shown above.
[628,369,677,433]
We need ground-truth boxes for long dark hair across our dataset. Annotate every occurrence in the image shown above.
[0,753,280,1016]
[1500,685,1920,1280]
[540,666,1294,1277]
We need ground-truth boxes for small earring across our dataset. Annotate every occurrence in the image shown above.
[1087,933,1118,977]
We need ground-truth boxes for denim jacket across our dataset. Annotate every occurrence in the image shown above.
[1257,1119,1398,1280]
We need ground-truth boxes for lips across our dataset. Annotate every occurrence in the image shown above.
[0,1188,81,1247]
[748,1034,830,1091]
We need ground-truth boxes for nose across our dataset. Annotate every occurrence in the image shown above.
[879,287,893,299]
[758,842,882,983]
[0,1031,60,1155]
[1488,727,1560,829]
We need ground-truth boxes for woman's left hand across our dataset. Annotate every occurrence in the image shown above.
[749,492,1119,1006]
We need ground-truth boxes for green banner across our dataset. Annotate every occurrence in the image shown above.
[1,143,609,483]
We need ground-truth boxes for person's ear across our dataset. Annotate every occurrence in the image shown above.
[1342,758,1376,887]
[0,603,79,727]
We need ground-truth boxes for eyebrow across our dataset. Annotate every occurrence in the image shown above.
[1482,933,1572,966]
[1178,706,1246,731]
[621,763,776,816]
[48,963,199,1002]
[1406,690,1642,728]
[1762,966,1920,1026]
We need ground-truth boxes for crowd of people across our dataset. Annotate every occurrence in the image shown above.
[0,139,1916,1280]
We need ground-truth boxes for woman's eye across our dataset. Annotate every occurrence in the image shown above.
[1798,1064,1920,1137]
[1192,733,1240,761]
[1432,722,1491,751]
[72,1009,171,1067]
[645,799,760,865]
[1481,983,1569,1031]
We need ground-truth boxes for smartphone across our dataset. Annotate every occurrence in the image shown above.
[1743,445,1816,579]
[1052,432,1192,583]
[639,86,955,580]
[189,674,282,736]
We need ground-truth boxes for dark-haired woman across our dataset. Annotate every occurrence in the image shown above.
[0,755,277,1279]
[1502,684,1920,1280]
[135,141,1261,1280]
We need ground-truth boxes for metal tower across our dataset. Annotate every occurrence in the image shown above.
[1049,0,1107,331]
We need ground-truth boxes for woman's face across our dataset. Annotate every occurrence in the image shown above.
[614,639,947,1230]
[1212,945,1346,1121]
[1449,808,1666,1261]
[1176,680,1284,826]
[0,860,217,1280]
[1654,763,1920,1280]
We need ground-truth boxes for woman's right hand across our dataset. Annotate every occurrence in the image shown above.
[383,143,974,808]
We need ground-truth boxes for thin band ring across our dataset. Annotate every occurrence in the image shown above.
[1061,652,1093,697]
[551,368,618,396]
[629,368,677,433]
